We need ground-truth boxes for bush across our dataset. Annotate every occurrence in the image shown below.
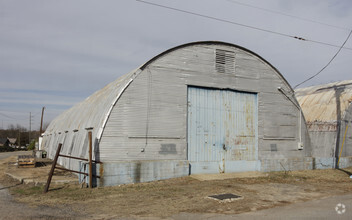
[27,140,36,151]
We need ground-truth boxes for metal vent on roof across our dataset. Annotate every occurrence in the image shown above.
[215,49,235,74]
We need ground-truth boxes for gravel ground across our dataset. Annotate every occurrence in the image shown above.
[0,151,89,220]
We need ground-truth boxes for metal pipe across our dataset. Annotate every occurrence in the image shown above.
[55,166,100,178]
[58,154,102,163]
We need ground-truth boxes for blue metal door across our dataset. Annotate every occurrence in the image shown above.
[187,86,258,174]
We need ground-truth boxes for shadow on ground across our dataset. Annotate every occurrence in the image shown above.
[0,183,22,191]
[337,168,352,177]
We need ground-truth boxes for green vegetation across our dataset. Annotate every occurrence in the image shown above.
[13,186,42,196]
[27,140,36,151]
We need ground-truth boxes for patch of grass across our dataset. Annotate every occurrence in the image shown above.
[13,185,42,196]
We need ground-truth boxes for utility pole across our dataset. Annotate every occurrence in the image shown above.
[40,107,45,135]
[18,127,21,148]
[29,112,31,144]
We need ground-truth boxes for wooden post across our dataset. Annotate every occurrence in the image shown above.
[29,112,31,143]
[44,143,62,193]
[88,131,93,188]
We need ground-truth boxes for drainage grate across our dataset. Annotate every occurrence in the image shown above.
[208,193,242,202]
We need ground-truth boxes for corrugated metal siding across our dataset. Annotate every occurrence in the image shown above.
[101,160,189,186]
[99,67,187,162]
[44,42,311,176]
[42,69,139,170]
[309,131,336,157]
[187,87,258,166]
[262,92,298,139]
[100,43,310,164]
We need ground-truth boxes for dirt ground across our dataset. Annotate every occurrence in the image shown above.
[1,153,352,219]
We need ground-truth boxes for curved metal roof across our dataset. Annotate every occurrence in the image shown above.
[141,41,292,91]
[44,41,292,143]
[295,80,352,123]
[44,68,140,140]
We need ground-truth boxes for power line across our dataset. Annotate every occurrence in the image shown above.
[226,0,350,31]
[136,0,352,51]
[137,0,292,38]
[0,112,18,120]
[31,111,41,117]
[0,111,33,121]
[294,29,352,89]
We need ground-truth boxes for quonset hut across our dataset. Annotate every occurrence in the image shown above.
[296,80,352,169]
[42,41,312,186]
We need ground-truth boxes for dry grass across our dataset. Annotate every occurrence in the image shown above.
[3,167,352,218]
[1,154,352,218]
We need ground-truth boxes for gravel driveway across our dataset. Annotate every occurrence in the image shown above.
[0,151,87,220]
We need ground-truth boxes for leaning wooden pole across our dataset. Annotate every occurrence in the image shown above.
[44,143,62,193]
[39,107,45,135]
[88,131,93,188]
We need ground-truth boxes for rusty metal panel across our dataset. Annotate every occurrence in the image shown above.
[187,86,258,173]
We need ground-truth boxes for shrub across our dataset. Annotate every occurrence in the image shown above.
[27,140,36,151]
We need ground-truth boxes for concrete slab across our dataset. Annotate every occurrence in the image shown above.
[5,171,78,185]
[190,171,267,181]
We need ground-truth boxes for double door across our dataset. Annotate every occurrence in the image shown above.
[187,86,258,174]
